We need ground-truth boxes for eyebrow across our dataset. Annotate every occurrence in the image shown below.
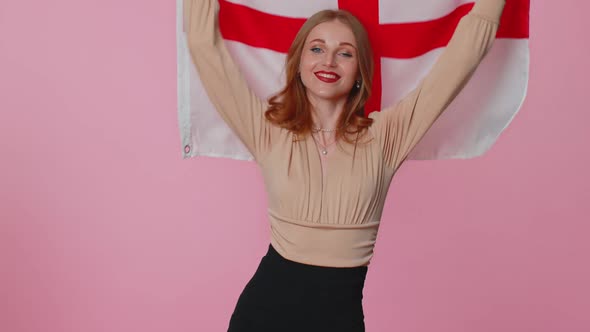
[309,38,357,49]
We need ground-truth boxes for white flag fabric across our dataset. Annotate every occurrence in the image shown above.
[176,0,529,161]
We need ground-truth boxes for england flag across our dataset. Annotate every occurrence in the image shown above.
[176,0,529,160]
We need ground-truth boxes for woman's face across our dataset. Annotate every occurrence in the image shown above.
[299,19,359,104]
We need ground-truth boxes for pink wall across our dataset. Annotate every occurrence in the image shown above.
[1,1,588,331]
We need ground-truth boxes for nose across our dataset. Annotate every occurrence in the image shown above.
[324,51,337,67]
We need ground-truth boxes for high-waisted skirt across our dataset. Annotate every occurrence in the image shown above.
[227,244,368,332]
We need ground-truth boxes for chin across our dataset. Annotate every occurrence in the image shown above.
[308,88,350,101]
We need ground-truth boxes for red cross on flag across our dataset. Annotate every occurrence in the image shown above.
[177,0,529,161]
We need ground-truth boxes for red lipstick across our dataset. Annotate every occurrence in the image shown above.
[314,71,341,83]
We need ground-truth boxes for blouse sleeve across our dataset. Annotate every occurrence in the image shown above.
[184,0,272,161]
[369,0,506,170]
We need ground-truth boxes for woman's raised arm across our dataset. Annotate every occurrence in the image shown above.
[369,0,506,170]
[184,0,272,161]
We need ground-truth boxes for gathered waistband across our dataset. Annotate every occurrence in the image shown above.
[264,243,368,281]
[268,210,380,268]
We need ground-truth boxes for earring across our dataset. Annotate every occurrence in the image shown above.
[356,80,361,89]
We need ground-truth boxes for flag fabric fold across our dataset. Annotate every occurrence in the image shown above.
[176,0,529,161]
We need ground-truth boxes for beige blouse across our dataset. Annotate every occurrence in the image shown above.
[186,0,506,267]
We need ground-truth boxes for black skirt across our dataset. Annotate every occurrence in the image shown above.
[227,244,368,332]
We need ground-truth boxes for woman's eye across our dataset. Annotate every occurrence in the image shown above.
[339,52,353,58]
[310,47,323,53]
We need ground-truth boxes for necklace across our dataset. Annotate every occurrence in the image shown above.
[312,127,337,133]
[311,133,336,156]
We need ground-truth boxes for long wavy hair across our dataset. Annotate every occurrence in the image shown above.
[264,10,374,144]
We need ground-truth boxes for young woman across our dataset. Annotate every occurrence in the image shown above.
[185,0,506,331]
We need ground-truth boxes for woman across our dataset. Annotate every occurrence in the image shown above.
[185,0,506,331]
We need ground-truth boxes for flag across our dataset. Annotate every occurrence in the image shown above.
[176,0,529,161]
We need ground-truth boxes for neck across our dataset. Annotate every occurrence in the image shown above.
[307,95,347,130]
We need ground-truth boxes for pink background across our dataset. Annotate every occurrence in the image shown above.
[1,1,589,331]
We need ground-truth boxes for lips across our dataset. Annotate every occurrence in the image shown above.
[314,71,341,83]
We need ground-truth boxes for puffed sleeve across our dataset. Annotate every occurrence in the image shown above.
[369,0,506,170]
[185,0,273,161]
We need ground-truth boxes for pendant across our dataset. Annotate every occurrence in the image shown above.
[321,149,328,155]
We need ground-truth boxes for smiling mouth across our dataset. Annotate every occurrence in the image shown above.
[314,71,341,83]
